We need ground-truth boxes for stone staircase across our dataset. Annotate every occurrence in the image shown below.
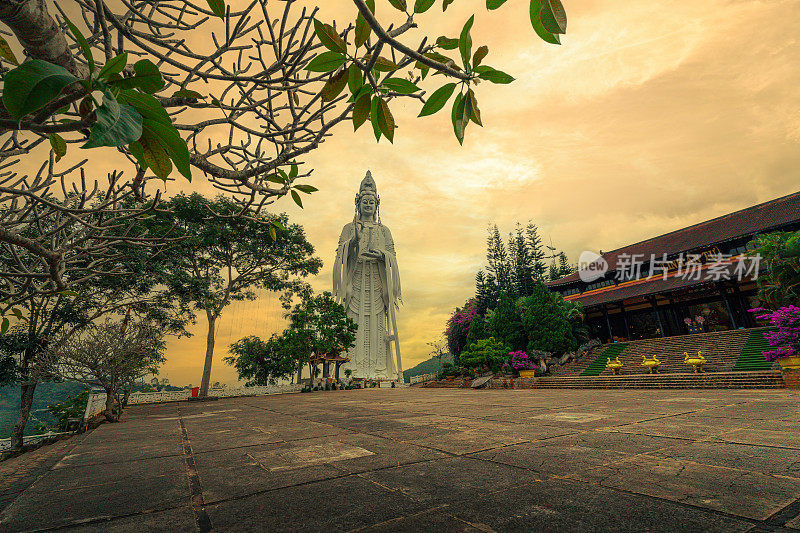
[536,328,784,389]
[557,328,778,377]
[532,370,785,389]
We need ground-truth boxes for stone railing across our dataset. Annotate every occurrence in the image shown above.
[0,431,73,453]
[83,384,301,421]
[410,373,438,384]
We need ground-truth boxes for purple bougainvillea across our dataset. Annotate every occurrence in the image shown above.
[509,350,536,370]
[749,306,800,362]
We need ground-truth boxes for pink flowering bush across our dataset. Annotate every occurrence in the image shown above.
[445,299,477,358]
[749,306,800,362]
[509,350,536,370]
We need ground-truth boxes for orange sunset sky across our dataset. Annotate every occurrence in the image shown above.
[73,0,800,386]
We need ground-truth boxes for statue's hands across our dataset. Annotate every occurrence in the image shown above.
[362,249,384,261]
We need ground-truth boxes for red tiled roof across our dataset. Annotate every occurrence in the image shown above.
[549,191,800,287]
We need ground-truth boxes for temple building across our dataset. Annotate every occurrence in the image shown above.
[548,192,800,342]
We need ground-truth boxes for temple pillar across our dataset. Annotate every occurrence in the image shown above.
[602,304,613,342]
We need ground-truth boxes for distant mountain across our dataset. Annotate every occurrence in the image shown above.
[402,352,453,383]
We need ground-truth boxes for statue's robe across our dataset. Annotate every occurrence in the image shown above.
[333,221,401,380]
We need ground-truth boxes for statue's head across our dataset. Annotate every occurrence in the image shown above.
[359,170,377,195]
[355,171,379,221]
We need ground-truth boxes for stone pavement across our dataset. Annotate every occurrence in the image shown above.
[1,388,799,532]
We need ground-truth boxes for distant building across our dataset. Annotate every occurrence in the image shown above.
[548,192,800,342]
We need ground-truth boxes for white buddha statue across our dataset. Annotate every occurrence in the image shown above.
[333,172,402,382]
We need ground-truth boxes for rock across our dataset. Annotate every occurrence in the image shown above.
[471,376,493,389]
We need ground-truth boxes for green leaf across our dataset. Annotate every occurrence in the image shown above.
[58,290,79,297]
[294,184,318,194]
[321,69,348,102]
[291,190,304,208]
[49,133,66,162]
[1,317,9,335]
[118,90,171,125]
[459,15,475,70]
[82,90,143,149]
[381,77,420,94]
[111,59,165,93]
[206,0,226,19]
[353,93,371,131]
[355,14,371,48]
[0,36,19,65]
[541,0,567,34]
[305,51,346,72]
[376,98,395,143]
[128,139,147,170]
[64,16,94,74]
[97,53,128,81]
[10,308,24,320]
[477,67,514,84]
[139,128,172,180]
[436,36,459,50]
[419,82,456,117]
[348,64,364,96]
[172,89,205,99]
[265,173,284,184]
[467,88,482,126]
[486,0,508,9]
[451,92,466,145]
[370,96,382,141]
[289,164,298,179]
[472,45,488,67]
[414,0,435,13]
[314,19,347,54]
[373,56,400,72]
[2,60,79,122]
[530,0,561,44]
[269,225,277,241]
[443,0,457,11]
[387,0,407,11]
[270,219,287,231]
[365,0,376,12]
[143,118,192,181]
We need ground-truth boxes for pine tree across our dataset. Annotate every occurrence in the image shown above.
[525,223,547,282]
[558,251,575,277]
[510,223,536,296]
[486,225,512,295]
[475,270,489,315]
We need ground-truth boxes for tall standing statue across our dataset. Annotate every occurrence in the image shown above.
[333,172,403,382]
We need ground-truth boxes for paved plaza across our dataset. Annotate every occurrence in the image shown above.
[1,387,799,532]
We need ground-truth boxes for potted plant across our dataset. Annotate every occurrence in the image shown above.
[750,307,800,371]
[509,350,536,378]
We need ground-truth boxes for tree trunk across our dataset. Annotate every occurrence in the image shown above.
[297,361,303,383]
[103,387,119,422]
[10,380,37,452]
[199,311,217,398]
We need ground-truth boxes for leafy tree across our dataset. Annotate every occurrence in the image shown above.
[518,281,577,354]
[465,312,488,347]
[224,335,297,386]
[459,337,510,373]
[44,318,167,422]
[748,231,800,308]
[486,292,526,350]
[285,292,357,381]
[0,0,567,297]
[509,224,536,297]
[151,193,322,398]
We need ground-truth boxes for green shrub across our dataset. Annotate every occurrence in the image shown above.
[459,337,510,373]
